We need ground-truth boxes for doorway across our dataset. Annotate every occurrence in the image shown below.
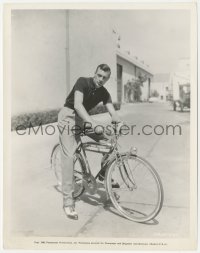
[117,64,123,103]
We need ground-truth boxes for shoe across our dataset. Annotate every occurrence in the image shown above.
[63,206,78,220]
[97,174,120,188]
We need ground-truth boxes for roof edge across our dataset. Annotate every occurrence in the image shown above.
[116,49,154,76]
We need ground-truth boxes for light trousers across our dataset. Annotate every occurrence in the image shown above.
[58,107,107,207]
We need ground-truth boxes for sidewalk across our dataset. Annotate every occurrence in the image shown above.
[7,102,191,240]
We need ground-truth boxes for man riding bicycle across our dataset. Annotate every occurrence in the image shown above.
[58,64,121,220]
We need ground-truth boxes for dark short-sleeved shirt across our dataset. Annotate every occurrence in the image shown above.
[64,77,112,112]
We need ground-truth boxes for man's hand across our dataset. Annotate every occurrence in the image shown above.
[84,120,126,137]
[111,121,126,136]
[83,120,105,135]
[105,103,121,124]
[111,111,122,124]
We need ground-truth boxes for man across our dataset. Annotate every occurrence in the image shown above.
[58,64,121,220]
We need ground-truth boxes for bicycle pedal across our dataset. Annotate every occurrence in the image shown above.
[83,175,97,195]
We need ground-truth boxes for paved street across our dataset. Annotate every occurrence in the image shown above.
[8,102,190,239]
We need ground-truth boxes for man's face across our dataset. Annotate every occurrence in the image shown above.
[93,68,110,88]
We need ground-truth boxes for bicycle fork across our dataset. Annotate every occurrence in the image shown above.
[116,149,137,190]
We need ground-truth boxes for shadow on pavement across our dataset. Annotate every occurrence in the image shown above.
[104,204,159,225]
[79,186,107,206]
[54,183,159,226]
[167,109,190,113]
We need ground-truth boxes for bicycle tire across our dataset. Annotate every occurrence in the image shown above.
[105,153,164,222]
[51,144,85,198]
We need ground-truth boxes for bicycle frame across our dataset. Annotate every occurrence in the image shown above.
[75,131,131,180]
[75,138,114,177]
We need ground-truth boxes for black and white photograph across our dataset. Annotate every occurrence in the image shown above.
[3,2,197,250]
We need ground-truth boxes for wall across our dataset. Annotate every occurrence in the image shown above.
[140,80,149,101]
[151,82,169,101]
[11,10,69,115]
[68,10,117,101]
[136,67,151,101]
[117,56,137,102]
[117,55,152,102]
[117,56,136,85]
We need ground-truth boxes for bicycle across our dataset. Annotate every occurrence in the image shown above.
[51,123,164,222]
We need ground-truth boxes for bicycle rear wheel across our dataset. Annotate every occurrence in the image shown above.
[51,144,85,198]
[106,154,163,222]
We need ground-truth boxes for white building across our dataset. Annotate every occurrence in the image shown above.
[151,73,172,101]
[151,58,190,102]
[116,50,153,103]
[171,58,190,101]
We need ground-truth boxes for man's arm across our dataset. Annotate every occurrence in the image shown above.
[74,90,94,124]
[105,103,121,123]
[74,91,105,134]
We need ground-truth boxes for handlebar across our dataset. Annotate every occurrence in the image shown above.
[82,121,124,137]
[111,121,124,135]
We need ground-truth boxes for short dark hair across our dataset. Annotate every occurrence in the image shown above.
[95,64,111,74]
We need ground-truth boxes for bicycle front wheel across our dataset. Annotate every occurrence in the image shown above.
[106,154,164,222]
[51,144,85,198]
